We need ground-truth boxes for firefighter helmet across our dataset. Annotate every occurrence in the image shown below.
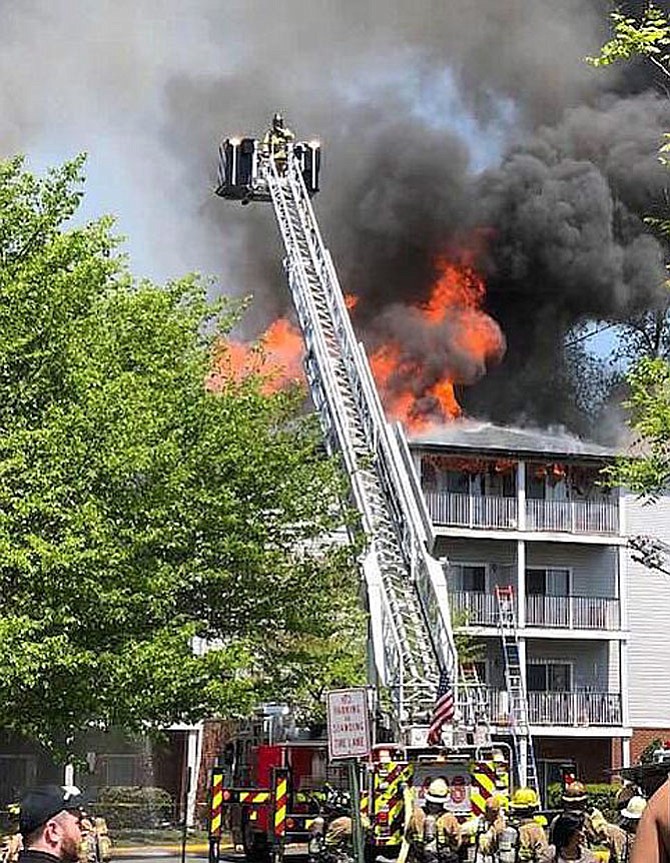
[510,787,540,811]
[485,794,508,814]
[272,112,284,130]
[425,778,449,804]
[621,796,647,820]
[562,781,588,805]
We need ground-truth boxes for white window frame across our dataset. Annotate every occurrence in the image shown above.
[526,658,575,692]
[525,566,572,598]
[452,561,488,593]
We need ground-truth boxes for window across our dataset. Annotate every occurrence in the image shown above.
[0,756,36,804]
[526,568,569,597]
[487,470,516,498]
[526,466,546,500]
[526,662,572,692]
[461,565,486,593]
[102,755,136,786]
[421,460,437,490]
[446,470,469,494]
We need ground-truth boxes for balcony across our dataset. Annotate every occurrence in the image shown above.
[450,590,506,627]
[487,690,622,727]
[526,498,619,535]
[425,491,619,536]
[526,594,620,629]
[424,491,518,530]
[450,591,619,631]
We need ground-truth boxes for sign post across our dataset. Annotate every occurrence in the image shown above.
[326,688,371,863]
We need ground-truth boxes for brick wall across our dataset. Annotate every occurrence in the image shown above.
[631,728,670,764]
[536,737,613,783]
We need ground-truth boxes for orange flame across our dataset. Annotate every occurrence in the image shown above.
[369,255,503,430]
[211,253,503,430]
[210,317,304,396]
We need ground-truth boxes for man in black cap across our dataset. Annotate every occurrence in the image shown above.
[18,786,86,863]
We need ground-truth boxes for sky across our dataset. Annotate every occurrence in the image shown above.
[1,0,668,436]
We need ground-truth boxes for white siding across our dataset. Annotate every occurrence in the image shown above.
[481,641,611,691]
[436,537,517,591]
[625,492,670,726]
[435,537,516,566]
[608,642,621,693]
[527,640,610,690]
[526,543,617,597]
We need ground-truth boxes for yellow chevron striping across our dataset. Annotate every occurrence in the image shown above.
[470,791,486,816]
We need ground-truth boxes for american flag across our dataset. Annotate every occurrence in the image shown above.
[427,667,455,746]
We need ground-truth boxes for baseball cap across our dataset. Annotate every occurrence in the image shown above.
[20,785,86,835]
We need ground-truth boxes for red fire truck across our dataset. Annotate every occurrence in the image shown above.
[207,715,511,863]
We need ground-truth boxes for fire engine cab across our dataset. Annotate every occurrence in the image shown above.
[209,707,348,863]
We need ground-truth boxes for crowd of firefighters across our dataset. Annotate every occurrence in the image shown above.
[392,779,645,863]
[318,778,648,863]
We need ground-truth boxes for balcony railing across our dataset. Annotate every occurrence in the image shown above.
[526,498,618,535]
[525,594,620,629]
[424,491,518,529]
[487,690,622,727]
[450,591,507,627]
[451,591,619,630]
[424,491,619,535]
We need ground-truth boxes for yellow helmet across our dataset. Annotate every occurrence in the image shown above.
[425,778,449,804]
[510,787,539,810]
[485,794,508,813]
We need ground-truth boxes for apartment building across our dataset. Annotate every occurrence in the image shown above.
[408,421,658,796]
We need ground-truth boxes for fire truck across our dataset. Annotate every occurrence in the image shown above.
[208,707,511,863]
[209,120,529,861]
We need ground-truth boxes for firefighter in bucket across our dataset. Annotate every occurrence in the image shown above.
[262,112,295,175]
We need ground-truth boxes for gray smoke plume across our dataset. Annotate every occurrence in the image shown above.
[0,0,667,436]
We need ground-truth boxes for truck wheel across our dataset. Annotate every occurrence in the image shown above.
[242,825,269,863]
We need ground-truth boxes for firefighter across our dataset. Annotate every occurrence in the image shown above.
[405,779,460,863]
[553,781,625,861]
[495,787,547,862]
[617,796,646,863]
[262,112,295,175]
[1,804,22,863]
[475,795,508,861]
[540,811,597,862]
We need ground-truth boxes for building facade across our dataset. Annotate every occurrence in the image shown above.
[409,423,637,795]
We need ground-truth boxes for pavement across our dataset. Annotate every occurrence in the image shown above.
[113,842,224,859]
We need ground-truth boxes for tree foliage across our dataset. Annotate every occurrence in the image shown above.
[0,155,364,755]
[587,4,670,77]
[590,5,670,494]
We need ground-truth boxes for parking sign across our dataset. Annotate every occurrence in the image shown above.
[326,688,371,760]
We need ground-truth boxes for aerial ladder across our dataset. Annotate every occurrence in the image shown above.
[215,127,460,740]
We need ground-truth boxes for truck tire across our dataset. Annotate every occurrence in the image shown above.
[242,823,269,863]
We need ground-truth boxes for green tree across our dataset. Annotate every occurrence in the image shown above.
[0,155,364,755]
[589,5,670,494]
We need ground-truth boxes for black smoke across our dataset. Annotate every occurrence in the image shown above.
[1,0,668,436]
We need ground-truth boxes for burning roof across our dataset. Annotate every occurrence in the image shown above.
[409,420,620,463]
